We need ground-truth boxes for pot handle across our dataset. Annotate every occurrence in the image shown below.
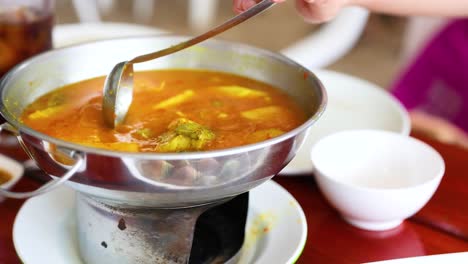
[0,123,85,199]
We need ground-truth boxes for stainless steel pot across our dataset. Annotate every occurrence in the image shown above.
[0,36,326,207]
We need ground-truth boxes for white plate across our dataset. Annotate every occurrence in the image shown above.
[53,22,165,48]
[280,70,411,175]
[13,180,307,264]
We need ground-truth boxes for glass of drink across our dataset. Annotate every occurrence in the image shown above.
[0,0,54,78]
[0,0,53,150]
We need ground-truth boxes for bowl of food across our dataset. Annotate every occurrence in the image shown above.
[0,36,326,207]
[0,154,24,202]
[281,70,410,175]
[311,130,444,231]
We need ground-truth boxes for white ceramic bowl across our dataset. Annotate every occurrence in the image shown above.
[310,130,445,231]
[0,154,24,202]
[280,70,410,175]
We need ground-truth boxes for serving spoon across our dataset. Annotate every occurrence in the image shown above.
[102,0,276,128]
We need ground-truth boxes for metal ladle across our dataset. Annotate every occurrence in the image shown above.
[102,0,276,128]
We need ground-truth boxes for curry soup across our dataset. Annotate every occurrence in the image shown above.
[21,70,307,152]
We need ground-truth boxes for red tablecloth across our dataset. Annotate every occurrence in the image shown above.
[1,135,467,263]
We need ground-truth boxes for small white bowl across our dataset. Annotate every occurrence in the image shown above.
[310,130,445,231]
[0,154,24,202]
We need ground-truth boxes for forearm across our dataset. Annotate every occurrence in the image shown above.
[409,111,468,149]
[351,0,468,17]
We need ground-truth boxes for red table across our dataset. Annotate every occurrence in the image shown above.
[1,134,467,263]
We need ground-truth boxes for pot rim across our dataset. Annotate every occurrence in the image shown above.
[0,35,327,159]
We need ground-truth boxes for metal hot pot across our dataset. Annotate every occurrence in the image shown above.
[0,36,326,263]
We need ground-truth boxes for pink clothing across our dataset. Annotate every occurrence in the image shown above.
[391,19,468,132]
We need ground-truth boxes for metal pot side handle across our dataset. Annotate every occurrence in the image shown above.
[0,123,85,199]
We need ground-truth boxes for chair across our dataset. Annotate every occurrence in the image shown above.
[188,0,218,32]
[72,0,216,28]
[72,0,156,24]
[72,0,102,22]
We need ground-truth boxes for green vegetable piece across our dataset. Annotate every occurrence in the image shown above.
[157,118,215,152]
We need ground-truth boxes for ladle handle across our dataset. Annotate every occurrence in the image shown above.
[129,0,275,64]
[0,124,84,199]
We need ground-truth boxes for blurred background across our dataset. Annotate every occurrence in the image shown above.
[54,0,438,89]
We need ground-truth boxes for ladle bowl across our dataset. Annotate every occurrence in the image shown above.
[0,36,326,208]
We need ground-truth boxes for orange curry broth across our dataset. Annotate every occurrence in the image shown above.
[20,70,307,152]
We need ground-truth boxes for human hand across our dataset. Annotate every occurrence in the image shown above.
[233,0,285,13]
[233,0,351,23]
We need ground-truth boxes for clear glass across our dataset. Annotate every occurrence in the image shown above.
[0,0,54,77]
[0,0,54,149]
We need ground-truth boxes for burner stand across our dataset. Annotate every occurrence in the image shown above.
[76,193,249,264]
